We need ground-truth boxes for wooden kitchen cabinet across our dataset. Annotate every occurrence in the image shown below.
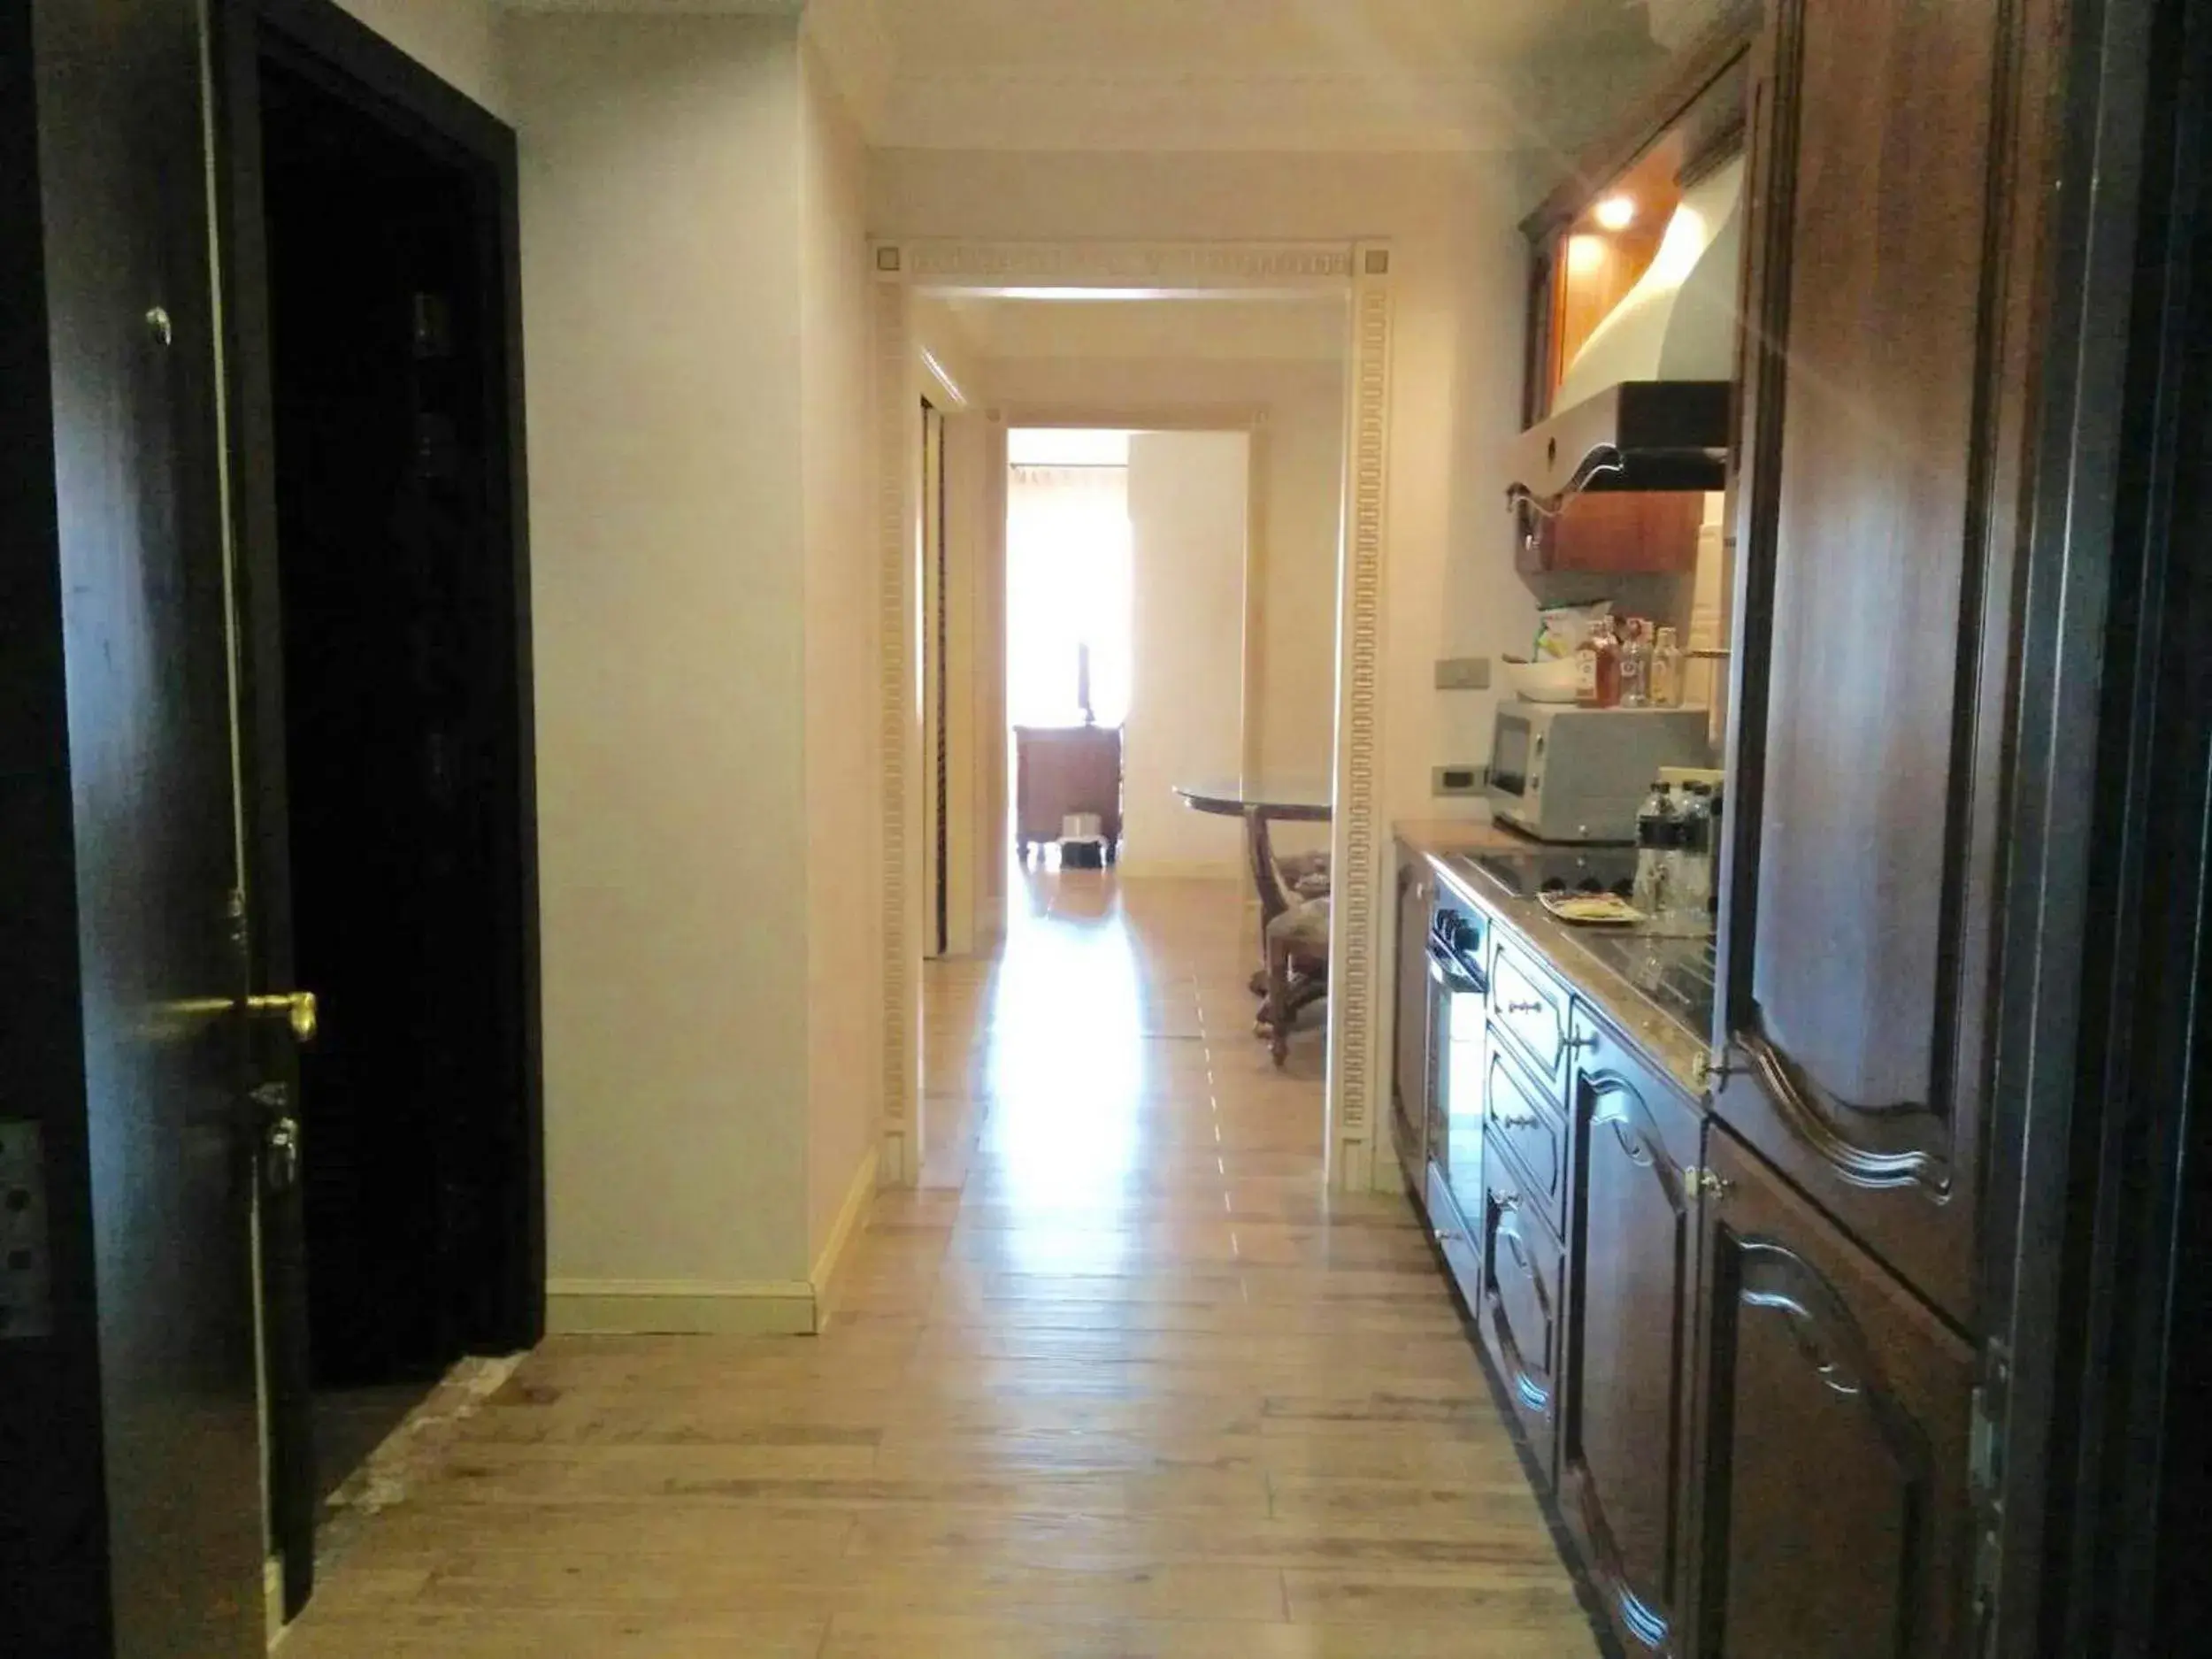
[1516,488,1704,577]
[1561,1008,1704,1656]
[1689,1125,1976,1659]
[1476,1113,1567,1486]
[1715,0,2058,1323]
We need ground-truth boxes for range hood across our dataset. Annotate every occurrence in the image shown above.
[1507,153,1746,503]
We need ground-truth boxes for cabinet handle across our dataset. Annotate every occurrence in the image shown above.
[1437,1229,1466,1244]
[1502,999,1545,1017]
[1494,1111,1540,1131]
[1565,1032,1596,1052]
[1490,1190,1519,1213]
[1694,1168,1732,1203]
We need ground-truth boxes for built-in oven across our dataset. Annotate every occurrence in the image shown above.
[1424,896,1488,1238]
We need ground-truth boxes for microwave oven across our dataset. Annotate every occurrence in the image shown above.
[1486,704,1713,843]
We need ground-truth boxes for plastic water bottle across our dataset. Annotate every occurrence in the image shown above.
[1634,784,1675,918]
[1669,786,1713,933]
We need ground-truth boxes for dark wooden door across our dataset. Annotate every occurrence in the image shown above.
[15,1,266,1651]
[1691,1126,1975,1659]
[1715,0,2058,1322]
[1562,1010,1702,1655]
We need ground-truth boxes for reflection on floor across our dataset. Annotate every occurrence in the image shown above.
[280,873,1598,1656]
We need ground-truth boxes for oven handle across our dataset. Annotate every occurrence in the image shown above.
[1426,941,1487,998]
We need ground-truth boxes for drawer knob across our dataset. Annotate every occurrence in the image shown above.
[1502,999,1545,1017]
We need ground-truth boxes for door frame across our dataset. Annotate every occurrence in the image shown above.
[872,242,1395,1191]
[1985,0,2212,1648]
[209,0,541,1617]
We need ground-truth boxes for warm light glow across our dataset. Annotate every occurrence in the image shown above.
[1565,234,1607,275]
[1646,204,1709,289]
[1593,194,1638,232]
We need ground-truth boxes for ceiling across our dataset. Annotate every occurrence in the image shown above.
[500,1,1717,152]
[803,0,1698,152]
[872,1,1655,73]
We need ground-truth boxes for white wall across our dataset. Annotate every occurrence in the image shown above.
[1122,432,1250,876]
[799,39,881,1259]
[509,13,818,1302]
[333,0,509,118]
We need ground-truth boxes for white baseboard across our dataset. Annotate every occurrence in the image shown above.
[545,1277,817,1336]
[808,1147,879,1328]
[265,1555,285,1649]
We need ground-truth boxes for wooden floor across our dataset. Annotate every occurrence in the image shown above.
[281,873,1600,1657]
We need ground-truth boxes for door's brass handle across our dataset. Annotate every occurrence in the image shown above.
[249,993,319,1044]
[153,992,319,1044]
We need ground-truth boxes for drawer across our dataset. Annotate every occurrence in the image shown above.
[1490,941,1569,1090]
[1483,1041,1569,1237]
[1477,1146,1563,1486]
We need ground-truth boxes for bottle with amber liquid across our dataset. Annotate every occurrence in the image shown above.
[1575,616,1623,707]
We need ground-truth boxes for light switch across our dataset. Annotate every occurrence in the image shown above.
[1432,765,1487,798]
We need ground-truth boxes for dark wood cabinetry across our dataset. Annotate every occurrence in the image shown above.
[1490,941,1571,1094]
[1716,0,2055,1324]
[1563,1009,1703,1656]
[1691,1125,1976,1659]
[1477,1144,1566,1483]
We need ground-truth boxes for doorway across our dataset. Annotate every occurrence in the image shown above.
[218,0,541,1616]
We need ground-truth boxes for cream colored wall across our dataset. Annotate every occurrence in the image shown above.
[333,0,509,117]
[872,151,1537,834]
[509,13,818,1297]
[1123,432,1251,875]
[800,39,883,1261]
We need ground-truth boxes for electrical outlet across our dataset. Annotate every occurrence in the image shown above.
[0,1120,53,1340]
[1433,657,1492,691]
[1432,764,1487,798]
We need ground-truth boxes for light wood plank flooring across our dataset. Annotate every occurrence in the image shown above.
[280,872,1601,1657]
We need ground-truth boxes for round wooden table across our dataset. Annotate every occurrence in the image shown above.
[1175,780,1334,1046]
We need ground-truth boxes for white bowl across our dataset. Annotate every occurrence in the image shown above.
[1502,657,1581,703]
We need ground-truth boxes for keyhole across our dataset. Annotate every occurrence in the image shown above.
[144,306,173,348]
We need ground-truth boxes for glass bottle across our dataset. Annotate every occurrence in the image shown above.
[1575,617,1622,708]
[1618,618,1652,708]
[1651,625,1686,708]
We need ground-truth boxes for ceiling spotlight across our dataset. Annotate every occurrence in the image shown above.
[1593,195,1637,232]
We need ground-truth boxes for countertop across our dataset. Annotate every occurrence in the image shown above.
[1396,818,1711,1099]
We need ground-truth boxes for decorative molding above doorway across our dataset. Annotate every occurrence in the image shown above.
[871,238,1397,1193]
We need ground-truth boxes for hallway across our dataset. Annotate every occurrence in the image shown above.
[281,875,1598,1657]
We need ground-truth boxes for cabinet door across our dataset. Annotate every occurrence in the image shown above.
[1491,941,1570,1094]
[1717,0,2053,1322]
[1563,1011,1703,1655]
[1691,1126,1974,1659]
[1479,1149,1565,1483]
[1392,860,1432,1181]
[1483,1041,1568,1237]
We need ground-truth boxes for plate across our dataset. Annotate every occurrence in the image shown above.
[1539,891,1645,927]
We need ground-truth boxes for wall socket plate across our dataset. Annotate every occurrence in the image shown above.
[0,1119,53,1340]
[1433,657,1492,691]
[1432,764,1488,798]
